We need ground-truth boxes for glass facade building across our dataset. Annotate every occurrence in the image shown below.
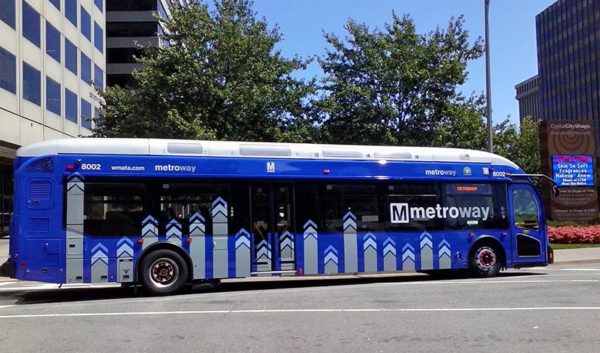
[0,0,106,234]
[536,0,600,125]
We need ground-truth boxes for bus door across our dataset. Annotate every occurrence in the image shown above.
[250,184,296,273]
[508,184,546,265]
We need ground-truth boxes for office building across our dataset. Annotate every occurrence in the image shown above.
[0,0,106,234]
[515,75,540,122]
[106,0,190,87]
[536,0,600,124]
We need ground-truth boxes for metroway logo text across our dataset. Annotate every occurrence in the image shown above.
[390,203,490,223]
[154,164,196,172]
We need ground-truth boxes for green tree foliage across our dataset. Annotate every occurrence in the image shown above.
[493,117,541,173]
[315,14,485,146]
[94,0,315,142]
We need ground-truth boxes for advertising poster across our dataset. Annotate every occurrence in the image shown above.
[539,121,598,222]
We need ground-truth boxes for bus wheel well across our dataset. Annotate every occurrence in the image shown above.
[137,243,193,284]
[469,238,506,269]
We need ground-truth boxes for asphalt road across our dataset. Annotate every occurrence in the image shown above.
[0,264,599,353]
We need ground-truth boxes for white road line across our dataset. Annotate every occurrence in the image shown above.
[559,269,600,271]
[0,307,599,319]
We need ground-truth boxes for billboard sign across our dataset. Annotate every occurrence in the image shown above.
[552,155,594,187]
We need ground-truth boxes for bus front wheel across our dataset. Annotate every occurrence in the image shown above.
[470,244,501,278]
[140,249,189,295]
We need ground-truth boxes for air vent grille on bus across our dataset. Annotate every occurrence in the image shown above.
[29,181,52,200]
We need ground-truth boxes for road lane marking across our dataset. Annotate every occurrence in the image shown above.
[1,307,600,319]
[559,269,600,271]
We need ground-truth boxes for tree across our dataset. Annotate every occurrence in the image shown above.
[315,14,485,146]
[94,0,315,142]
[493,117,540,174]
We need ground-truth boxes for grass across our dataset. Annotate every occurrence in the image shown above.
[551,243,600,250]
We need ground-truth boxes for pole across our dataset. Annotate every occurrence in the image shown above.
[485,0,493,152]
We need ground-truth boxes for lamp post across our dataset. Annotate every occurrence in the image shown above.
[485,0,493,152]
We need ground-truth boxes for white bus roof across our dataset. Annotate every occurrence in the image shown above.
[17,138,520,169]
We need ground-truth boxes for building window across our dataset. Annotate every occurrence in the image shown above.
[0,46,16,94]
[94,64,103,89]
[23,62,41,105]
[46,76,61,116]
[0,0,15,28]
[81,53,91,83]
[106,0,155,11]
[22,1,40,47]
[65,88,77,123]
[46,21,61,63]
[49,0,60,10]
[107,47,143,63]
[81,6,91,41]
[94,21,103,53]
[157,0,168,19]
[94,0,102,12]
[81,98,92,129]
[65,0,77,27]
[65,38,77,74]
[107,22,158,37]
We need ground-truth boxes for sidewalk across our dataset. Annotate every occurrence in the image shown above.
[553,247,600,264]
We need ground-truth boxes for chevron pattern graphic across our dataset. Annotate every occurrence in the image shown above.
[166,219,183,245]
[91,243,109,283]
[438,239,452,269]
[420,231,434,270]
[303,220,318,275]
[402,244,416,271]
[189,212,206,280]
[363,233,377,272]
[324,245,339,274]
[383,238,397,272]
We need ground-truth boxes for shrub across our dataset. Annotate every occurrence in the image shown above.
[547,225,600,244]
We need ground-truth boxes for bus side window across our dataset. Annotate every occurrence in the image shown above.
[384,183,442,231]
[83,182,147,236]
[512,189,539,230]
[321,183,382,232]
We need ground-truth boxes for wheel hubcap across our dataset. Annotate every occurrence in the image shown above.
[149,258,179,288]
[475,247,496,271]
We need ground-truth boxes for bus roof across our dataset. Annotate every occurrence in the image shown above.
[17,138,520,169]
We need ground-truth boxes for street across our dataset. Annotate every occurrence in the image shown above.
[0,263,598,353]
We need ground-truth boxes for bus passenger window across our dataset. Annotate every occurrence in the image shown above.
[442,183,508,230]
[321,184,381,232]
[84,182,147,236]
[512,189,539,230]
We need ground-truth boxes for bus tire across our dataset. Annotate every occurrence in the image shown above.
[470,244,501,278]
[140,249,189,295]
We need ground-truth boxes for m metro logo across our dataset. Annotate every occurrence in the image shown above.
[390,203,410,223]
[390,203,490,223]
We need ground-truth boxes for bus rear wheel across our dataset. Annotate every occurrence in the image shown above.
[470,244,501,278]
[140,249,189,295]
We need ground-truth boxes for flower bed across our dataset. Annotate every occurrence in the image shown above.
[547,225,600,244]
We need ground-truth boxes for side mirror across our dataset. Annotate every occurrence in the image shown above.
[552,185,560,197]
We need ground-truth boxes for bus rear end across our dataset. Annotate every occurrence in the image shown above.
[1,155,65,284]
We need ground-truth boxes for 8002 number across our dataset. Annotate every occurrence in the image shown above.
[81,163,102,170]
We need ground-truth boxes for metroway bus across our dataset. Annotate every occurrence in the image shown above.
[1,139,553,295]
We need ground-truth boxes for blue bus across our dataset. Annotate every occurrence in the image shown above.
[1,139,553,295]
